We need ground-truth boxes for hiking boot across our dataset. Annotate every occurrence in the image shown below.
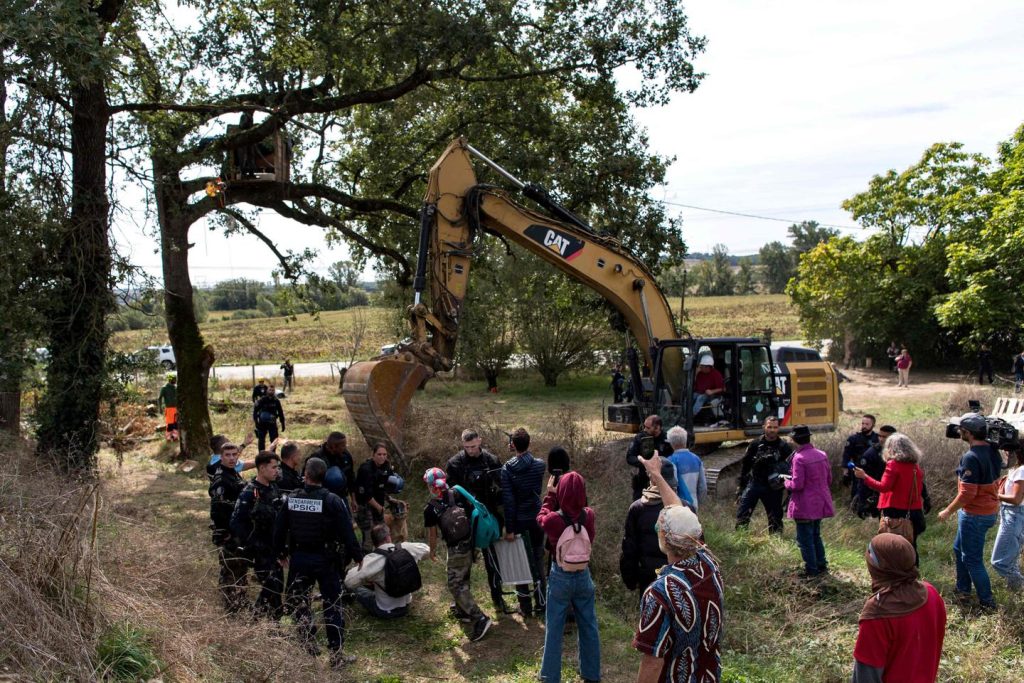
[978,600,998,614]
[330,650,356,668]
[470,615,493,642]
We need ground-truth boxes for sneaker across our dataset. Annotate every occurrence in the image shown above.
[330,651,356,668]
[470,615,493,642]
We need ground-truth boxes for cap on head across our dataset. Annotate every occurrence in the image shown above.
[951,412,987,437]
[699,355,714,366]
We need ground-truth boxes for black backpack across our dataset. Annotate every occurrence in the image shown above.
[374,544,422,598]
[437,491,471,545]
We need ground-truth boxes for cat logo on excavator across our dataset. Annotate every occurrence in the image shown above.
[525,224,584,261]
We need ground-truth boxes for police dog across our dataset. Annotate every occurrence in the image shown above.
[384,497,408,544]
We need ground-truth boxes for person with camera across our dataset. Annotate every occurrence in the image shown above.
[446,429,509,613]
[620,461,680,595]
[990,444,1024,591]
[853,433,927,564]
[736,416,793,534]
[937,413,1003,611]
[626,415,674,501]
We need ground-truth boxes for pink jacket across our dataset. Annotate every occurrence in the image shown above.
[784,444,834,520]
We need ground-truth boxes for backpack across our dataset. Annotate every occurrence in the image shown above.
[555,511,592,571]
[373,544,422,597]
[437,491,472,545]
[452,485,501,549]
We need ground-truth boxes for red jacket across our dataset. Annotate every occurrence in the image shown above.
[862,460,924,510]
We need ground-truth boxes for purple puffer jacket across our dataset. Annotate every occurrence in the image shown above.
[784,444,834,520]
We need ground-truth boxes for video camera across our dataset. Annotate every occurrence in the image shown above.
[945,400,1021,450]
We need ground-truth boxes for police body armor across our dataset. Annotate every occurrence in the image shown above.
[286,487,334,555]
[248,482,282,553]
[753,442,788,490]
[210,467,245,545]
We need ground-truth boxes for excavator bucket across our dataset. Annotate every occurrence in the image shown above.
[341,358,433,472]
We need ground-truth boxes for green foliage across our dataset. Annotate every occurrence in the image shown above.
[757,241,795,294]
[95,621,162,682]
[209,278,268,311]
[691,244,736,296]
[735,257,755,294]
[657,262,689,296]
[792,129,1024,364]
[787,220,838,253]
[456,243,517,388]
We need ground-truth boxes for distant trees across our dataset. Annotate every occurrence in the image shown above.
[691,244,736,296]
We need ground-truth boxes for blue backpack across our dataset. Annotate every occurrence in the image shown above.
[452,485,501,549]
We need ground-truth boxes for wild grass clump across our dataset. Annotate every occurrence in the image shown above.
[95,621,162,681]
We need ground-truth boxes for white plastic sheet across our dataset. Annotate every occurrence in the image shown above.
[490,538,533,585]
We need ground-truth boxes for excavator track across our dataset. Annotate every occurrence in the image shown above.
[341,359,433,473]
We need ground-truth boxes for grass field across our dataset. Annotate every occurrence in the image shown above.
[6,368,1010,681]
[109,294,804,365]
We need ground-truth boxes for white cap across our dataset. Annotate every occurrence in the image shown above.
[699,355,714,366]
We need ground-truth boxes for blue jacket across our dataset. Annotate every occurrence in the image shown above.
[500,451,545,534]
[667,449,707,511]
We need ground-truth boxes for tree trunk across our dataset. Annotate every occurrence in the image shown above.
[157,166,214,460]
[36,79,112,471]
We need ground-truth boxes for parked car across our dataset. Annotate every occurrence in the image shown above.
[145,345,176,370]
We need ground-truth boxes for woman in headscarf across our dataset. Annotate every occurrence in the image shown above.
[852,533,946,683]
[536,471,599,683]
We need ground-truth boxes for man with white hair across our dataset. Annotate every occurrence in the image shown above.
[665,426,707,512]
[633,455,724,683]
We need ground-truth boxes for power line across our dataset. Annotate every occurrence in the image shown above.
[654,199,861,231]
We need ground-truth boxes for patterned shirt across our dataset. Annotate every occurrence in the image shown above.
[633,548,724,683]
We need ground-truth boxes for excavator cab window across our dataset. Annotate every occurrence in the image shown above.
[738,344,777,427]
[651,345,688,430]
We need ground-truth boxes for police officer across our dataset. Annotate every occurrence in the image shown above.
[310,432,356,509]
[277,442,304,493]
[209,441,249,613]
[231,451,284,619]
[274,457,364,667]
[851,425,895,518]
[625,415,674,501]
[354,443,395,552]
[842,415,879,500]
[736,416,793,534]
[446,428,508,613]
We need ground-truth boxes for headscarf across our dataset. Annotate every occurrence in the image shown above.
[556,471,588,521]
[658,504,703,555]
[423,467,448,498]
[860,533,929,621]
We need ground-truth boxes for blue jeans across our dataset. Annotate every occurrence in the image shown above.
[692,392,710,416]
[795,520,827,575]
[991,505,1024,589]
[540,565,600,683]
[953,510,998,605]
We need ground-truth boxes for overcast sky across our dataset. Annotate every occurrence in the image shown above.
[115,0,1024,284]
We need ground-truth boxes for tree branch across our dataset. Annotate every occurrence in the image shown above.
[218,208,301,280]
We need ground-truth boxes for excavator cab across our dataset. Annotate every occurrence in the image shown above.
[605,338,783,447]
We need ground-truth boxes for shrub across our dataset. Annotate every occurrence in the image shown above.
[95,622,162,681]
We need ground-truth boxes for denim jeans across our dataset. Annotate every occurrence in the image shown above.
[991,505,1024,589]
[354,586,409,619]
[693,392,710,416]
[540,565,600,683]
[953,510,998,605]
[794,520,827,575]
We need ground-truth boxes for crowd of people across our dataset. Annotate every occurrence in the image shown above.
[202,383,1021,681]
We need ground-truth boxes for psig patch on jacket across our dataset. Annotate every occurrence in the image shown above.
[288,497,323,513]
[525,225,584,262]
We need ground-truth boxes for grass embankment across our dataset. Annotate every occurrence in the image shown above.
[109,294,803,365]
[8,371,1023,681]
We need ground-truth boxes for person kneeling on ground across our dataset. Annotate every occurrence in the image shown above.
[852,533,946,683]
[633,455,724,683]
[537,472,600,683]
[344,524,428,619]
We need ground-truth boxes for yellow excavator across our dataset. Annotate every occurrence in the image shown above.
[342,138,839,480]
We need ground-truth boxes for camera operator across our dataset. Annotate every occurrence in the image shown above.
[626,415,674,501]
[446,429,508,613]
[736,416,792,534]
[937,413,1003,611]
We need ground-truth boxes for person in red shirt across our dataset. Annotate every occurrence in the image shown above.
[692,355,725,418]
[895,348,912,387]
[854,433,927,563]
[852,533,946,683]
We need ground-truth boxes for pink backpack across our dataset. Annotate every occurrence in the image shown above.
[555,511,592,571]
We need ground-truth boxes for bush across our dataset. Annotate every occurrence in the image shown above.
[95,622,162,681]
